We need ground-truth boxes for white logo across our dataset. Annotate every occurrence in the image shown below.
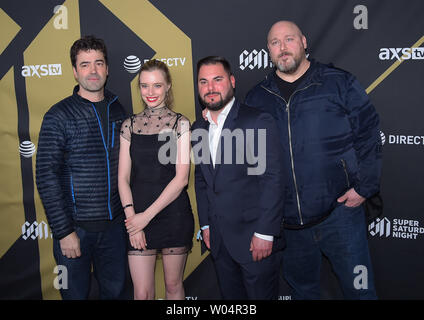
[19,140,36,158]
[22,221,52,240]
[353,265,368,290]
[53,5,68,30]
[381,132,424,146]
[53,265,68,290]
[380,131,386,145]
[368,217,391,237]
[159,128,268,176]
[369,217,424,240]
[124,55,141,74]
[353,5,368,30]
[239,49,273,70]
[379,47,424,61]
[21,64,62,78]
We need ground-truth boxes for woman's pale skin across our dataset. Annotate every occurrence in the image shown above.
[117,69,191,299]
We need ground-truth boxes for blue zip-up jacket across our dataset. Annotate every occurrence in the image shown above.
[245,60,382,228]
[36,86,127,239]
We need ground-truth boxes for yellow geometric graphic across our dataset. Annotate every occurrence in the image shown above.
[0,8,21,55]
[0,67,25,259]
[24,0,81,299]
[367,35,424,94]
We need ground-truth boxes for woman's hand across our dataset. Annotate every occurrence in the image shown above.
[130,230,147,250]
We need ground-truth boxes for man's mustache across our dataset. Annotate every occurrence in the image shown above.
[87,74,100,80]
[204,92,222,99]
[278,52,292,58]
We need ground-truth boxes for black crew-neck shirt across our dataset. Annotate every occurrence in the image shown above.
[93,99,108,137]
[274,65,311,102]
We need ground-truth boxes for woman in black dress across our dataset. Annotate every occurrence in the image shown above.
[118,59,193,300]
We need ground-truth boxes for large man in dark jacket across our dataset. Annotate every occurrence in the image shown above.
[36,36,127,299]
[192,56,285,299]
[245,21,382,299]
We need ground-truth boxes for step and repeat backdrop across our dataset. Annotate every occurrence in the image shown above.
[0,0,423,299]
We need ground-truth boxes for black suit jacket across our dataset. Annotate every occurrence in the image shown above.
[192,99,286,263]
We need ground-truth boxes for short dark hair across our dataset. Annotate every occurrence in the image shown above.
[196,56,233,77]
[70,35,108,68]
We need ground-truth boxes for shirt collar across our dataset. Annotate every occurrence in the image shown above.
[206,97,235,125]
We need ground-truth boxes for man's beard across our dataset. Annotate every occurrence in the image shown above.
[79,74,106,92]
[199,88,234,111]
[275,51,304,74]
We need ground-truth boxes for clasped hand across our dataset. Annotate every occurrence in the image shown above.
[129,230,147,250]
[126,213,150,250]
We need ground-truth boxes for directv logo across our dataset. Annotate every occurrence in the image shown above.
[380,131,424,146]
[124,55,142,73]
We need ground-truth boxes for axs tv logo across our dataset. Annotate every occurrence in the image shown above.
[21,64,62,78]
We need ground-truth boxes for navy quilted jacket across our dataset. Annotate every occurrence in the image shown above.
[36,86,127,239]
[245,60,382,228]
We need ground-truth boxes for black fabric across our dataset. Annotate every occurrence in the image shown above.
[75,213,124,233]
[93,99,108,138]
[364,192,384,221]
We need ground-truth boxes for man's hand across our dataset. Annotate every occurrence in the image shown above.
[59,231,81,258]
[337,187,366,207]
[250,235,272,261]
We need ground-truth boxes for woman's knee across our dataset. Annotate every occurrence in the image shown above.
[164,278,183,295]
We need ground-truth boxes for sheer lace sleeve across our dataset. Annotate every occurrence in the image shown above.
[120,117,133,142]
[126,107,191,138]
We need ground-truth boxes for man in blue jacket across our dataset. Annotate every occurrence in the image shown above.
[245,21,382,299]
[193,56,285,299]
[36,36,128,299]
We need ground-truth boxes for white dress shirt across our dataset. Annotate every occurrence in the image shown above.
[203,97,273,242]
[206,97,235,167]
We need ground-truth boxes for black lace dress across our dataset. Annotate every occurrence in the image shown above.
[120,106,194,255]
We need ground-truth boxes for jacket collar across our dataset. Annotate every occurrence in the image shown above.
[262,58,324,94]
[196,97,241,130]
[221,97,241,131]
[205,97,235,126]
